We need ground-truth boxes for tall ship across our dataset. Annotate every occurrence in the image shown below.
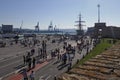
[75,14,85,35]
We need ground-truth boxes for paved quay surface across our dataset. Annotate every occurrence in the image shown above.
[0,36,64,79]
[3,60,49,80]
[29,37,93,80]
[1,36,93,80]
[1,40,79,80]
[0,35,93,80]
[58,42,120,80]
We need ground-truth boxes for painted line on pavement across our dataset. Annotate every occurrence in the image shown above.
[0,77,2,80]
[39,75,51,80]
[0,71,15,80]
[0,55,20,63]
[46,75,51,80]
[0,59,22,69]
[39,76,44,80]
[0,43,58,63]
[0,65,26,80]
[0,45,40,63]
[1,60,49,80]
[0,58,4,61]
[0,56,15,63]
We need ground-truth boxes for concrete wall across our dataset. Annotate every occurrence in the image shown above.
[94,23,120,39]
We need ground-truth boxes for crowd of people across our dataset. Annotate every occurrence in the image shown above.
[20,38,40,47]
[20,35,94,80]
[0,33,98,80]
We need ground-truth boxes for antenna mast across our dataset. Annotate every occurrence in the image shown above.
[20,20,23,33]
[20,20,23,30]
[97,4,100,23]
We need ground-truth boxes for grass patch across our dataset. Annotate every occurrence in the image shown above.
[73,38,116,68]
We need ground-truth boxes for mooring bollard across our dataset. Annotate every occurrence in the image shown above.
[76,59,79,64]
[54,75,57,80]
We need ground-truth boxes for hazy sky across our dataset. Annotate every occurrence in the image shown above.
[0,0,120,30]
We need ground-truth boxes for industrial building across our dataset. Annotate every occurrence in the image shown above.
[87,23,120,39]
[2,24,13,33]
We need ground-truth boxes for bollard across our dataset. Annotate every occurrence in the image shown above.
[67,66,69,72]
[54,75,57,80]
[83,54,85,58]
[76,59,79,64]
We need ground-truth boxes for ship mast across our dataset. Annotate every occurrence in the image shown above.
[75,13,85,35]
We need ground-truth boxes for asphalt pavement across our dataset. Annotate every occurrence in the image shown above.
[0,36,94,80]
[35,37,94,80]
[0,36,63,78]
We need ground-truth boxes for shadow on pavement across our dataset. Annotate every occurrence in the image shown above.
[53,60,61,65]
[14,64,25,70]
[57,63,69,70]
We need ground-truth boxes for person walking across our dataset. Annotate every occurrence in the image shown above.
[31,48,35,56]
[62,53,67,64]
[30,71,35,80]
[38,47,41,58]
[23,55,26,65]
[22,69,28,80]
[32,57,36,68]
[28,57,32,70]
[68,60,72,71]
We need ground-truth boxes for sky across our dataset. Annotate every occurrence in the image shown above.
[0,0,120,30]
